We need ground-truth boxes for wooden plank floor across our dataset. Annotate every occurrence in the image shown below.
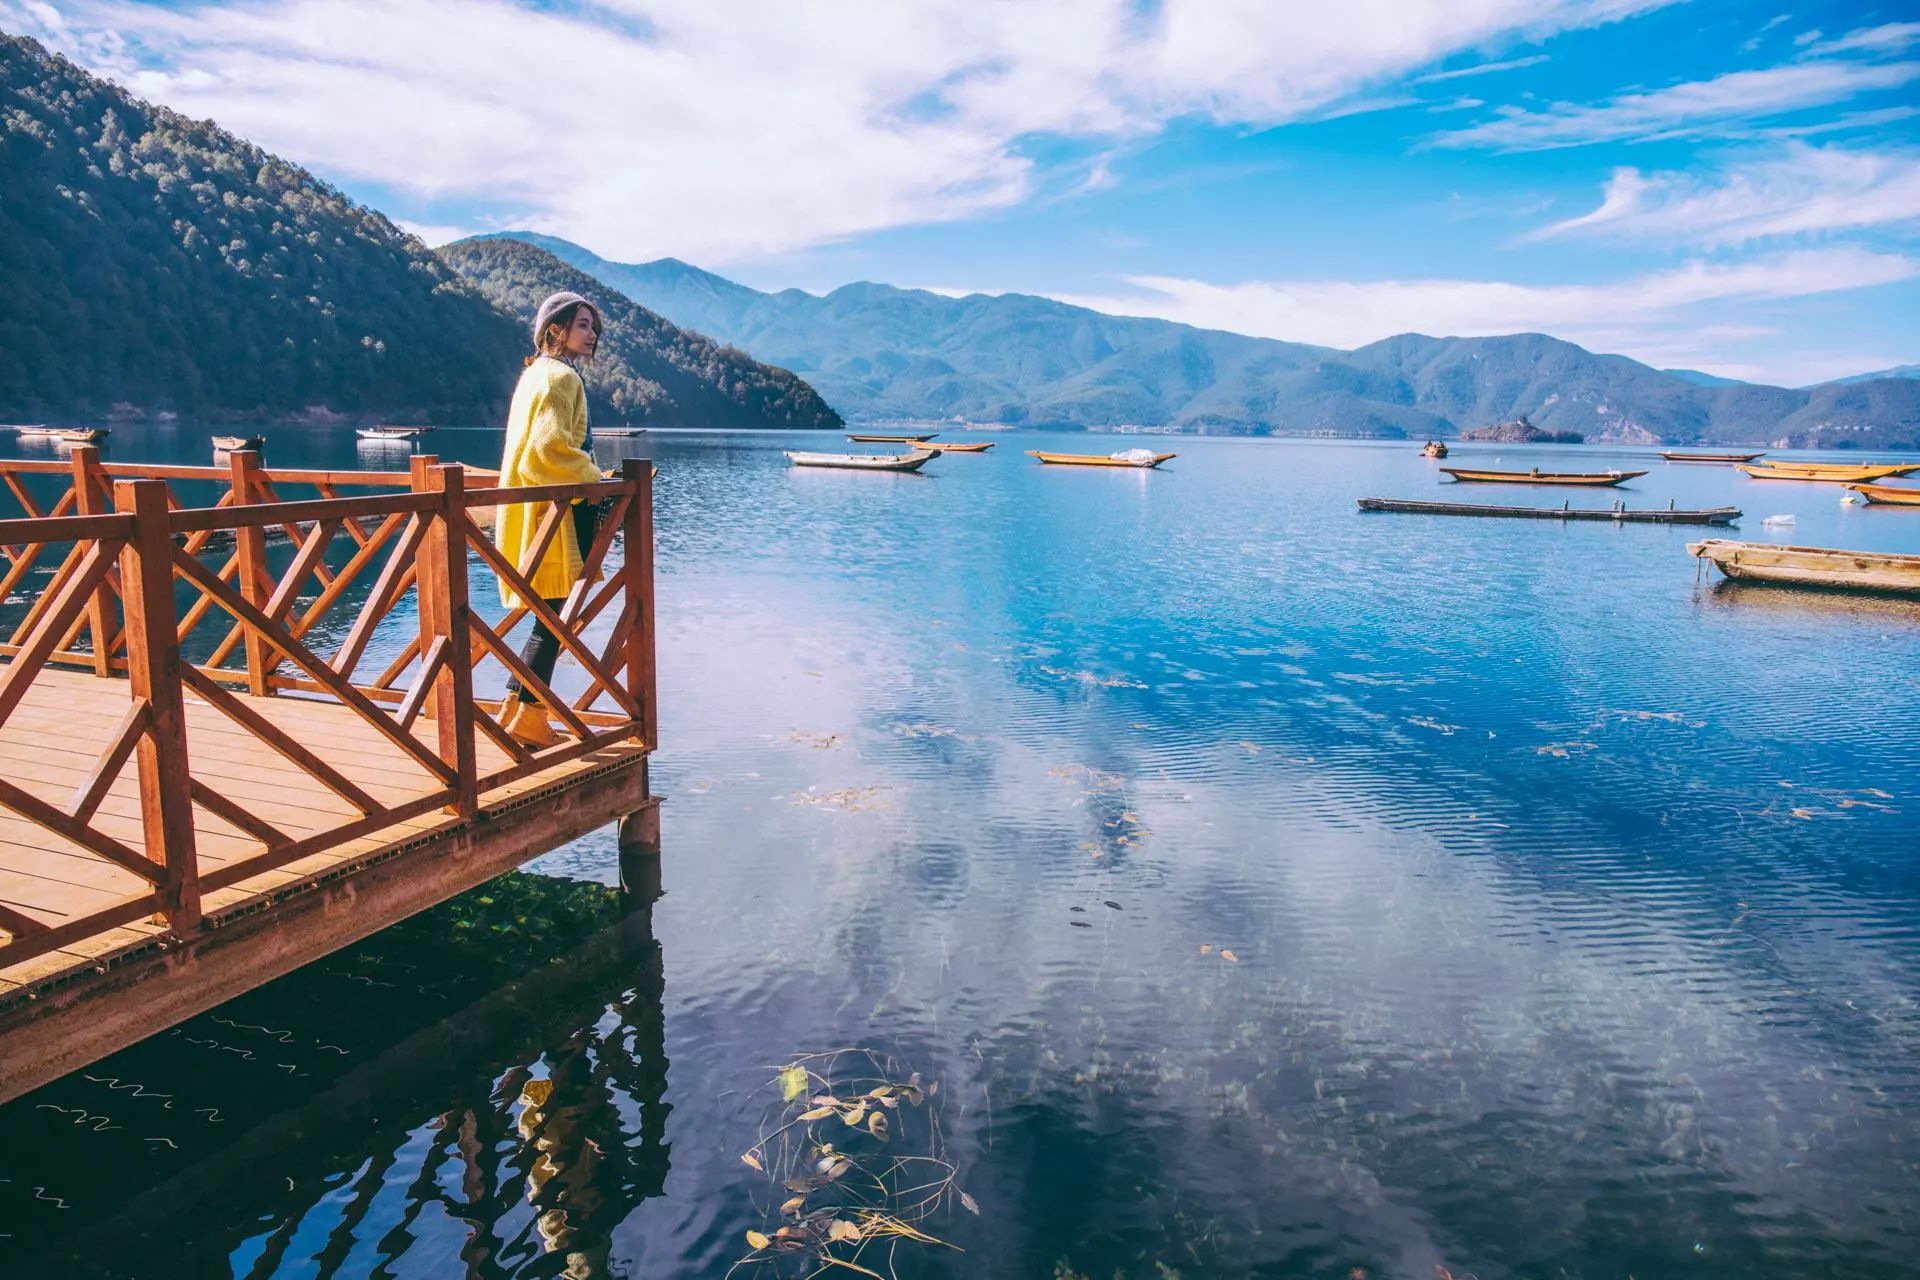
[0,665,641,998]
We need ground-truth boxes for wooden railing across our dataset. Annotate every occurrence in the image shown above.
[0,453,655,969]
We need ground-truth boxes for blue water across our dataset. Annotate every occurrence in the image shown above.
[3,427,1918,1278]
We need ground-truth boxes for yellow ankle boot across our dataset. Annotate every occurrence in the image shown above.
[502,699,559,748]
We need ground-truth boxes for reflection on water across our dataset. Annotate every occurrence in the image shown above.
[3,427,1919,1277]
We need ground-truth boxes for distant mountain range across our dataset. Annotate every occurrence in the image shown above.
[1828,363,1920,386]
[480,232,1920,449]
[0,36,836,428]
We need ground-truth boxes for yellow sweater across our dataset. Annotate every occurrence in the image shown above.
[494,356,602,606]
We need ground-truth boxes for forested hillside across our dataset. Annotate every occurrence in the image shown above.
[438,239,840,429]
[0,34,524,423]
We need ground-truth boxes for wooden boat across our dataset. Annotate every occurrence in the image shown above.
[1027,450,1177,468]
[848,432,937,443]
[1735,462,1914,483]
[357,424,434,441]
[16,425,109,444]
[1689,538,1920,596]
[1440,466,1644,486]
[1660,450,1764,463]
[1848,482,1920,506]
[1358,497,1740,525]
[211,434,265,451]
[786,450,935,472]
[921,441,994,453]
[1749,459,1920,474]
[596,427,648,437]
[1421,441,1448,458]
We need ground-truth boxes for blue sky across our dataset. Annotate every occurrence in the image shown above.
[7,0,1917,384]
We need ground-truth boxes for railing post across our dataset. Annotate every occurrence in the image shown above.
[69,445,115,676]
[420,463,478,819]
[114,479,201,935]
[226,449,272,696]
[621,459,657,750]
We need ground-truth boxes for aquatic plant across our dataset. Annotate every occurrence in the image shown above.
[730,1048,974,1279]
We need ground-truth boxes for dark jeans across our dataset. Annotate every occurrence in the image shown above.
[508,501,601,704]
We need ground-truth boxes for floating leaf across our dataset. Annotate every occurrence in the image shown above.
[1200,944,1212,955]
[828,1219,863,1243]
[1221,949,1239,962]
[781,1066,810,1102]
[927,1080,939,1096]
[745,1230,772,1250]
[879,1093,900,1109]
[780,1195,807,1217]
[959,1190,980,1215]
[841,1101,868,1126]
[798,1105,836,1122]
[811,1094,839,1106]
[741,1150,763,1171]
[868,1111,889,1141]
[868,1085,893,1098]
[785,1175,820,1193]
[824,1156,854,1181]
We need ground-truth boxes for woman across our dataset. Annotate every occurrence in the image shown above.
[494,290,608,747]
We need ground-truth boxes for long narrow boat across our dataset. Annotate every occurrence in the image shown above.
[358,424,434,441]
[1440,466,1644,486]
[787,450,934,472]
[1735,462,1914,483]
[212,434,265,451]
[1359,497,1740,525]
[1751,459,1920,474]
[922,441,995,453]
[596,427,648,437]
[16,425,109,443]
[1660,450,1764,463]
[848,432,938,443]
[1848,482,1920,506]
[1689,539,1920,596]
[1027,450,1177,468]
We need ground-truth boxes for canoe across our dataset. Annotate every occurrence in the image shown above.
[786,450,934,472]
[922,441,994,453]
[1358,497,1740,525]
[1689,538,1920,596]
[358,425,434,440]
[1421,442,1448,458]
[848,432,937,443]
[212,435,265,451]
[1440,467,1644,486]
[1735,463,1914,483]
[1660,451,1764,463]
[1848,482,1920,506]
[1027,450,1177,468]
[1748,459,1920,474]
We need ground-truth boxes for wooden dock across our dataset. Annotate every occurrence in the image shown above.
[0,449,658,1101]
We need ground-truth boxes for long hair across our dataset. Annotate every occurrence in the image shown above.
[526,301,603,368]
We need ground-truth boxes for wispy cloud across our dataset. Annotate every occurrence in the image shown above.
[1047,248,1918,383]
[1529,143,1920,246]
[1,0,1676,263]
[1805,22,1920,57]
[1744,12,1792,52]
[1435,59,1920,150]
[1411,53,1548,83]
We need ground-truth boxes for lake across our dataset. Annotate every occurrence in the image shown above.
[2,426,1917,1278]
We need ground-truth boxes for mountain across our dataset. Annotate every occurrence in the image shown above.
[1458,414,1583,444]
[0,37,837,431]
[437,239,840,429]
[485,234,1920,447]
[1826,363,1920,386]
[1662,368,1749,388]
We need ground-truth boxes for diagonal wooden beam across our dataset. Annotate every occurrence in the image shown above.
[179,665,381,815]
[331,516,425,680]
[0,540,117,731]
[0,899,49,938]
[395,635,448,734]
[188,777,290,850]
[0,773,162,883]
[466,617,591,738]
[66,699,152,826]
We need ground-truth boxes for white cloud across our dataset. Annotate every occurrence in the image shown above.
[5,0,1674,264]
[1047,247,1919,384]
[1411,53,1548,83]
[1532,143,1920,246]
[1435,59,1920,150]
[392,219,482,248]
[1805,22,1920,57]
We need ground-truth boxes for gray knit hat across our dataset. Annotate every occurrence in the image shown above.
[532,290,596,349]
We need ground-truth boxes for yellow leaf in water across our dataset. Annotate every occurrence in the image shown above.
[828,1219,863,1243]
[780,1066,809,1102]
[1200,944,1212,955]
[868,1111,889,1140]
[741,1151,763,1171]
[797,1105,835,1122]
[841,1101,867,1126]
[1221,949,1239,962]
[780,1195,807,1217]
[745,1230,772,1250]
[959,1190,980,1215]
